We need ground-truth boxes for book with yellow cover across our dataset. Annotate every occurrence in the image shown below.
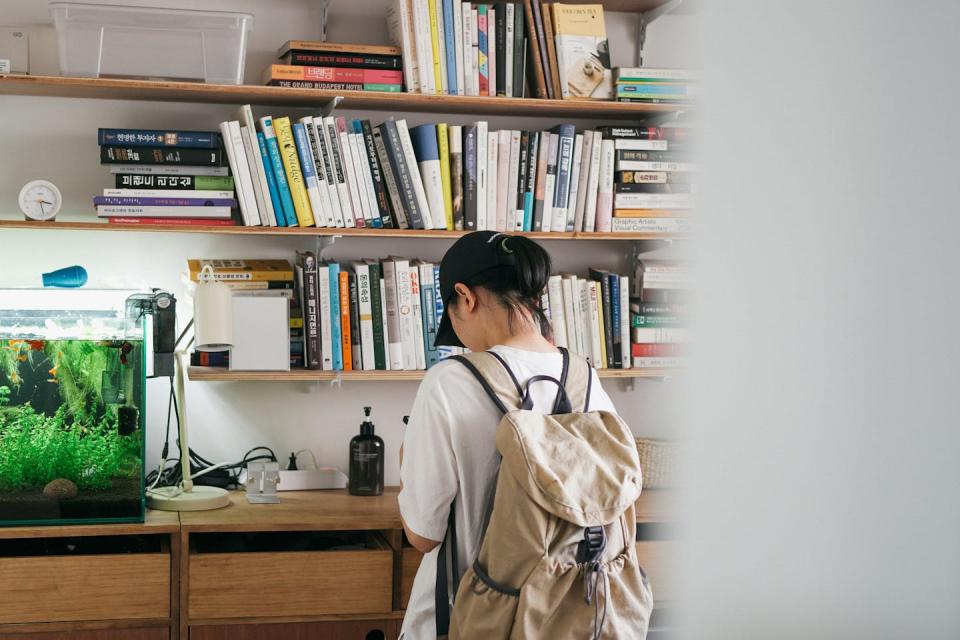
[272,117,315,227]
[550,3,612,99]
[436,123,454,230]
[427,0,444,94]
[277,40,402,57]
[188,259,294,282]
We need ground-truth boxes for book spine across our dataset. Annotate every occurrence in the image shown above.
[339,270,353,371]
[367,262,387,369]
[361,120,394,228]
[419,263,440,367]
[542,132,559,231]
[409,124,447,232]
[107,164,230,177]
[266,79,402,91]
[385,0,419,92]
[566,133,584,231]
[328,264,343,370]
[396,119,439,229]
[478,5,489,96]
[281,40,403,55]
[616,161,696,173]
[238,124,272,226]
[103,188,235,198]
[472,8,480,96]
[551,124,576,232]
[408,266,427,369]
[631,327,689,344]
[495,3,507,96]
[93,196,236,207]
[506,130,521,232]
[614,182,695,194]
[568,275,585,357]
[449,125,464,230]
[495,129,511,231]
[463,125,478,231]
[256,131,287,228]
[318,264,333,370]
[631,313,684,327]
[322,116,356,227]
[475,121,488,230]
[300,116,336,227]
[631,343,685,357]
[373,125,409,229]
[532,131,550,231]
[310,117,346,227]
[589,269,614,367]
[349,272,362,370]
[437,123,454,230]
[573,131,593,231]
[614,193,692,209]
[485,131,499,230]
[516,130,529,231]
[595,139,615,232]
[346,121,375,226]
[394,259,417,370]
[585,281,603,367]
[611,217,690,233]
[382,260,405,369]
[529,0,550,98]
[433,264,454,361]
[300,253,321,369]
[337,117,366,227]
[413,0,435,94]
[462,4,476,96]
[107,217,237,226]
[238,105,276,226]
[561,276,578,355]
[273,117,315,227]
[541,3,562,99]
[113,174,235,190]
[512,3,526,97]
[99,128,219,148]
[100,146,224,166]
[613,138,670,151]
[264,64,403,84]
[383,119,425,229]
[488,7,497,96]
[96,205,232,218]
[260,117,300,227]
[504,3,514,97]
[452,0,465,96]
[610,273,622,368]
[284,51,403,69]
[546,275,567,348]
[523,131,539,231]
[427,0,444,93]
[442,0,457,94]
[292,122,325,227]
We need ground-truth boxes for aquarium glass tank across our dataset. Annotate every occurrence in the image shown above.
[0,289,145,526]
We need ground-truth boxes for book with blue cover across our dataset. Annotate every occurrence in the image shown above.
[328,263,343,370]
[550,124,576,231]
[256,131,287,227]
[442,0,458,95]
[259,116,299,227]
[98,128,219,148]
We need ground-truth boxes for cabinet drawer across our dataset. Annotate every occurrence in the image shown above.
[189,533,393,620]
[190,618,399,640]
[0,626,169,640]
[398,546,423,610]
[0,552,170,623]
[635,540,676,604]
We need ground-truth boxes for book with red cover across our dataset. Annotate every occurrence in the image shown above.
[631,343,685,358]
[263,64,403,85]
[339,270,353,371]
[108,217,237,226]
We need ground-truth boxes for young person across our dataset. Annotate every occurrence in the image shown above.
[398,231,621,639]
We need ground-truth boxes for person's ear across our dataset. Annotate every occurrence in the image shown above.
[454,283,477,312]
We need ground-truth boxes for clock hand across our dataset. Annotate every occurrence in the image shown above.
[39,202,47,214]
[39,200,53,205]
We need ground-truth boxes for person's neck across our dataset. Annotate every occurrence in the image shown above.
[486,326,558,354]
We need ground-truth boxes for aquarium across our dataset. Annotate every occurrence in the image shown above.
[0,290,145,526]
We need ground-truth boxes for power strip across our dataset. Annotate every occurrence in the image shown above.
[277,467,348,491]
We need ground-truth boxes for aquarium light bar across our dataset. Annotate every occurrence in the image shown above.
[0,289,139,313]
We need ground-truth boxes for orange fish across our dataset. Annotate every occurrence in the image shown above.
[9,372,20,384]
[48,365,58,377]
[17,354,27,362]
[25,340,44,351]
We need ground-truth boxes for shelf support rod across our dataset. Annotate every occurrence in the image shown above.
[322,95,344,116]
[635,0,684,67]
[319,0,333,42]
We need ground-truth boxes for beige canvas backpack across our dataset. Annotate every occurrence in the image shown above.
[436,348,653,639]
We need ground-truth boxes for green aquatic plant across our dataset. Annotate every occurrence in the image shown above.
[0,402,139,491]
[44,340,114,420]
[0,341,29,389]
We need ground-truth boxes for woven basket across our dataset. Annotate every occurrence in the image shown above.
[636,438,679,489]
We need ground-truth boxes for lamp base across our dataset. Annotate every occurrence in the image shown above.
[147,485,231,512]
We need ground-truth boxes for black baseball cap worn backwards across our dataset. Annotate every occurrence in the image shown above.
[435,231,519,348]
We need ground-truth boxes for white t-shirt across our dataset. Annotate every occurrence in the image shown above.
[398,345,617,639]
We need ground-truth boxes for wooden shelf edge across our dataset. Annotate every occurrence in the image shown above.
[187,367,679,382]
[0,219,682,241]
[187,611,407,627]
[0,75,689,119]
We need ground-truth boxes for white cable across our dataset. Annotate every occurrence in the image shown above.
[189,461,231,480]
[294,448,319,470]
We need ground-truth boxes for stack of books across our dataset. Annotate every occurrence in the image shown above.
[540,269,632,370]
[218,104,693,234]
[94,128,237,226]
[630,260,689,370]
[614,67,695,104]
[264,41,405,92]
[610,126,695,234]
[386,1,612,100]
[186,259,304,369]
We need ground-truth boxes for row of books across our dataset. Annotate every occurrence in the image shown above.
[94,128,236,225]
[614,67,696,104]
[629,260,691,370]
[387,1,613,100]
[263,40,405,92]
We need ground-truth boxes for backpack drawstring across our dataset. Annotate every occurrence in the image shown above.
[583,562,609,640]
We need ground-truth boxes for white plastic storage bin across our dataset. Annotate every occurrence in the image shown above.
[49,2,253,84]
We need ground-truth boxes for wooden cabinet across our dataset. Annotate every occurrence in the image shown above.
[190,619,400,640]
[0,627,169,640]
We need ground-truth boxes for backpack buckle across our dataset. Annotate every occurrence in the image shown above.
[576,526,606,565]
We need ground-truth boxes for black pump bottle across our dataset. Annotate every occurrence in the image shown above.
[349,406,384,496]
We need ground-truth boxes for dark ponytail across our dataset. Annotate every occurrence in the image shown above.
[452,234,553,339]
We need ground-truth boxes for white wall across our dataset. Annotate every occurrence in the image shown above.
[0,0,696,484]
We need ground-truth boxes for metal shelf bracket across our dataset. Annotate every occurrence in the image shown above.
[319,0,333,42]
[635,0,684,67]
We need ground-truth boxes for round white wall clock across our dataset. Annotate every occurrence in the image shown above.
[18,179,63,221]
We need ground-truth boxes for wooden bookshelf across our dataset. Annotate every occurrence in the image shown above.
[0,75,688,119]
[0,219,679,241]
[187,367,678,381]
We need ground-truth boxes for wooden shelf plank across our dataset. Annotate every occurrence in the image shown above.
[0,75,688,119]
[0,219,681,241]
[0,509,180,540]
[187,366,678,382]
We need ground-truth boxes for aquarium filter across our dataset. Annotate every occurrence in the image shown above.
[125,291,177,379]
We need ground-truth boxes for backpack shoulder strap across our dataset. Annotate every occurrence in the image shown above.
[560,348,595,412]
[451,351,523,415]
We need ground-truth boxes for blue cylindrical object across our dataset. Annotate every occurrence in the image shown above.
[42,265,88,288]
